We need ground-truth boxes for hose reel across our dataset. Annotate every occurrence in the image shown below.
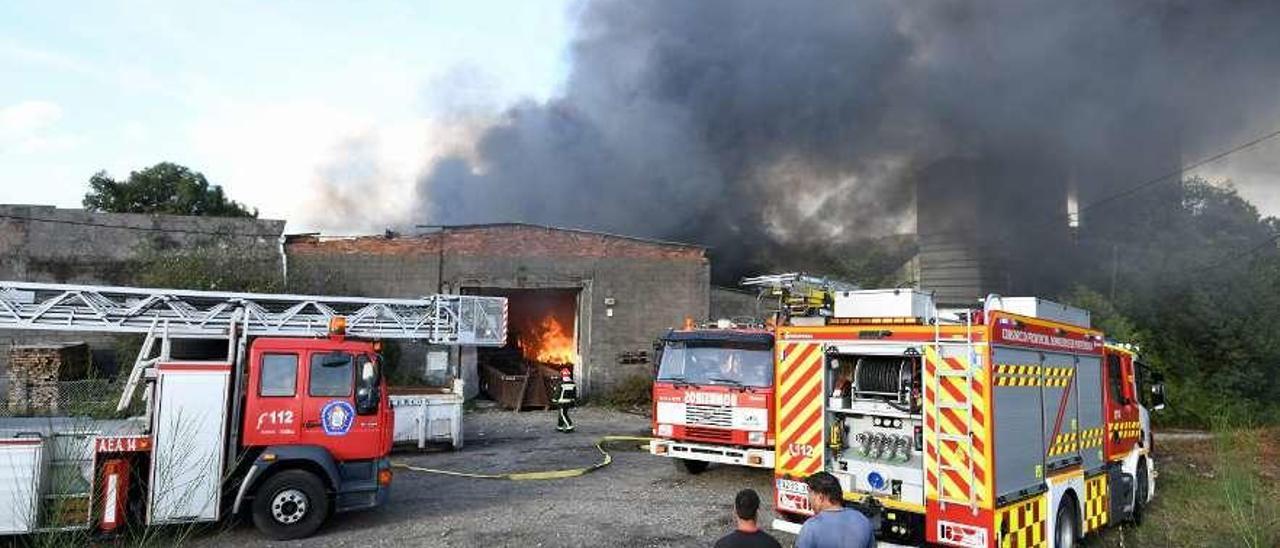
[850,356,920,411]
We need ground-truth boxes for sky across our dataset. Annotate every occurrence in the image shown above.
[0,1,574,231]
[1,1,1278,232]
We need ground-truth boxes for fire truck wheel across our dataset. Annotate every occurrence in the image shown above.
[251,469,330,540]
[675,458,709,474]
[1054,496,1080,548]
[1132,458,1148,526]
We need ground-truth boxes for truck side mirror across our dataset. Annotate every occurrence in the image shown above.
[652,340,663,377]
[1150,383,1166,411]
[356,357,381,415]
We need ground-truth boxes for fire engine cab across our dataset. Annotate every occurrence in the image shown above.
[649,273,855,473]
[650,320,776,472]
[0,281,506,540]
[771,289,1164,548]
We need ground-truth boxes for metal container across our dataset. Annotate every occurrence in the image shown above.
[987,296,1090,328]
[834,289,935,321]
[390,381,466,449]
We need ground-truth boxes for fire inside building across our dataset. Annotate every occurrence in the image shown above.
[470,287,581,408]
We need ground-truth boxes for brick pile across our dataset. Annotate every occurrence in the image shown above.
[5,342,89,413]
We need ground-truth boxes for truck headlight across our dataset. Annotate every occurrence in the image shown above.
[657,424,673,437]
[749,431,765,445]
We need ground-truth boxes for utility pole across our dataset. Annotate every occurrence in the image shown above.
[415,224,449,294]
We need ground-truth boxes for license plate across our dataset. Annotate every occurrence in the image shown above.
[776,478,812,515]
[937,521,988,547]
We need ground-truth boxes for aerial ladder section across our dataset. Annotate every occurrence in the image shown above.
[0,280,508,414]
[0,280,507,343]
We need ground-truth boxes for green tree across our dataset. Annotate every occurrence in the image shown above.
[83,162,257,217]
[1070,177,1280,426]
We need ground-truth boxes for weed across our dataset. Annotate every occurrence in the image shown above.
[595,372,652,411]
[1091,427,1280,547]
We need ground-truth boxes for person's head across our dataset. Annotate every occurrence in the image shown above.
[733,488,761,523]
[805,472,844,511]
[721,352,740,375]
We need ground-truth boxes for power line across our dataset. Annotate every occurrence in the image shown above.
[916,124,1280,240]
[1080,126,1280,215]
[1189,233,1280,273]
[0,212,282,239]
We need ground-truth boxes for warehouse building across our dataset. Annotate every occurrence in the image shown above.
[285,224,710,397]
[0,208,711,399]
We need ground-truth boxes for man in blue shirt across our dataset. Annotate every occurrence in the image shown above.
[796,472,876,548]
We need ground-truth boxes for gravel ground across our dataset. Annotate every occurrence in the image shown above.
[194,406,789,547]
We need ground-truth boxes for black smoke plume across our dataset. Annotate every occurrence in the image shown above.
[417,1,1280,285]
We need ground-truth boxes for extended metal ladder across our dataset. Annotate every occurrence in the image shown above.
[930,303,981,515]
[0,280,510,473]
[0,280,507,343]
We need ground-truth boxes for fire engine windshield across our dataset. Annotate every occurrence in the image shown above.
[656,342,773,388]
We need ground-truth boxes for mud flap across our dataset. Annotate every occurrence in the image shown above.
[1107,463,1134,521]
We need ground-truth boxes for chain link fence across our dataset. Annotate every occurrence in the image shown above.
[1,375,122,418]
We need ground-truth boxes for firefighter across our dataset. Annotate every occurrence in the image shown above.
[553,367,577,433]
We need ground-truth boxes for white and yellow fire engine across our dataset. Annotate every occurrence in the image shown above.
[771,289,1164,548]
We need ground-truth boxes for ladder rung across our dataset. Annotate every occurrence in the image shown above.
[937,433,972,443]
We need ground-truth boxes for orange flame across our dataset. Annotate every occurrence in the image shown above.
[519,314,578,365]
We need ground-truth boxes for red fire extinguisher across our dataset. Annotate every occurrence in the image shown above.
[98,458,130,533]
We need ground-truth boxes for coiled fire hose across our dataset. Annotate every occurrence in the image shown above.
[391,435,653,481]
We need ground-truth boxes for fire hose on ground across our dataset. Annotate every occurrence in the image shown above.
[391,435,654,481]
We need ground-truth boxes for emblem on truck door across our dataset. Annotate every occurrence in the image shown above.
[322,400,355,436]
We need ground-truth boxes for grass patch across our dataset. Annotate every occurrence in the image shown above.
[1089,426,1279,547]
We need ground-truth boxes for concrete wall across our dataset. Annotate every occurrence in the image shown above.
[0,204,284,284]
[710,287,762,321]
[0,205,286,379]
[286,225,710,396]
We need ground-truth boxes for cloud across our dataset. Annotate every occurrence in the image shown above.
[188,100,487,232]
[0,40,189,103]
[0,100,79,154]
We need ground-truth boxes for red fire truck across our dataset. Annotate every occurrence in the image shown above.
[649,320,776,472]
[0,281,506,540]
[649,274,854,473]
[770,289,1165,548]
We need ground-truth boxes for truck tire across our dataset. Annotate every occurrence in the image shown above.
[676,458,709,474]
[251,469,330,540]
[1132,459,1148,526]
[1055,497,1079,548]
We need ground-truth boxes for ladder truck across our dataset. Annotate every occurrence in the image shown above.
[649,274,852,473]
[0,281,506,540]
[770,289,1165,548]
